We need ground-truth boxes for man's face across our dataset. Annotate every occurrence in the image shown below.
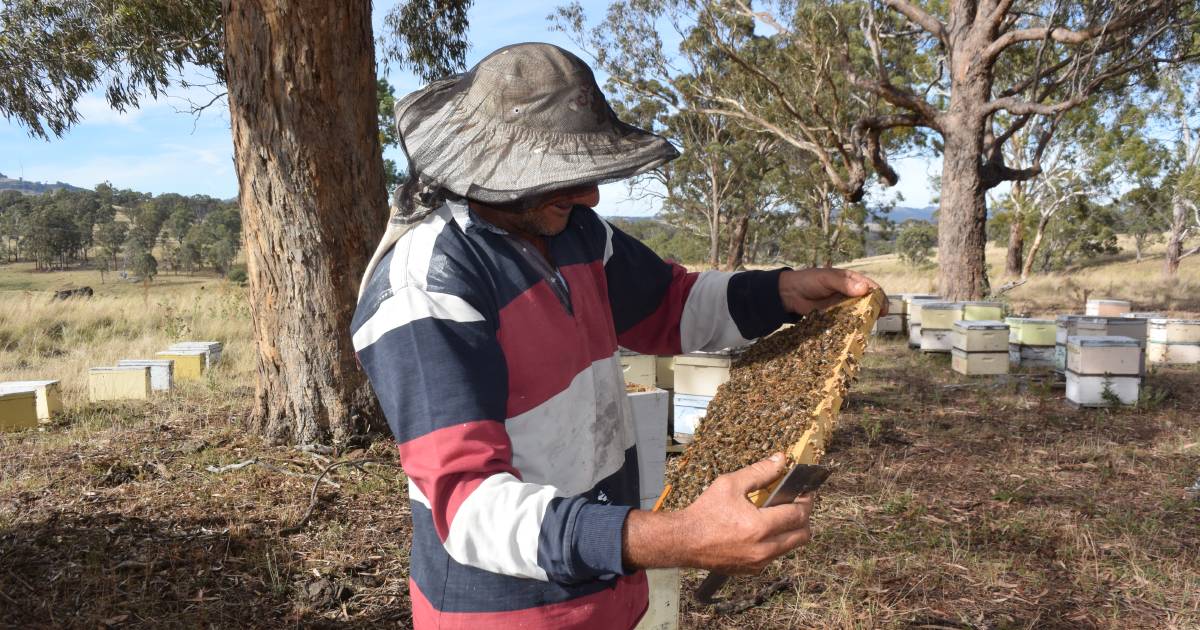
[507,185,601,237]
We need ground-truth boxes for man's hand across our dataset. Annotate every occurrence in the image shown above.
[779,268,884,315]
[623,454,814,574]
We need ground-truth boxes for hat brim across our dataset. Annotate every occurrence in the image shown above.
[395,77,679,204]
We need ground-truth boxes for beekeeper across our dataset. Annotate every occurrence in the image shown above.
[351,42,881,630]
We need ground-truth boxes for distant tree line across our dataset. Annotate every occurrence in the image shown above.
[0,183,242,280]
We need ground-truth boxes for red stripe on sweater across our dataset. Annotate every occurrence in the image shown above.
[616,264,698,355]
[408,572,649,630]
[397,420,519,541]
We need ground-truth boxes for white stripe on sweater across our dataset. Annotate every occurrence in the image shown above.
[680,270,751,352]
[443,473,558,581]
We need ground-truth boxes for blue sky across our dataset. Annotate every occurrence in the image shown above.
[0,1,939,216]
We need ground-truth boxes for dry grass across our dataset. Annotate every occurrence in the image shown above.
[2,253,1199,628]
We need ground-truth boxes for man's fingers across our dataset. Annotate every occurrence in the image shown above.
[755,501,811,536]
[725,453,787,494]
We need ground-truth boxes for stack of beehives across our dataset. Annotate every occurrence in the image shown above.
[951,320,1010,376]
[904,296,941,348]
[1055,315,1107,375]
[1006,318,1056,369]
[871,294,907,335]
[919,302,964,352]
[671,351,735,443]
[1065,335,1142,407]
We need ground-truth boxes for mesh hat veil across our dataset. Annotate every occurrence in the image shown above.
[395,42,680,205]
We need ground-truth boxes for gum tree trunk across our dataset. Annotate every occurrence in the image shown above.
[1165,195,1188,276]
[936,115,990,299]
[223,0,386,444]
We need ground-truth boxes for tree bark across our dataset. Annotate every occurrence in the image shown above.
[223,0,386,444]
[1004,182,1025,277]
[1165,195,1189,276]
[724,211,751,271]
[936,114,991,299]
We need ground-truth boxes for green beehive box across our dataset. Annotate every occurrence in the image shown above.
[962,301,1004,321]
[1008,318,1056,346]
[0,390,39,432]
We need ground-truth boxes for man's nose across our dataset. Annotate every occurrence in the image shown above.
[566,185,601,208]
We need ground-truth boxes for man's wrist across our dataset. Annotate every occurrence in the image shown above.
[621,508,695,571]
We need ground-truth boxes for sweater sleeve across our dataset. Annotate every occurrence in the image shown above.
[351,246,630,584]
[596,215,794,354]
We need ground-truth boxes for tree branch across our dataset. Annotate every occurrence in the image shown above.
[982,1,1168,60]
[881,0,947,44]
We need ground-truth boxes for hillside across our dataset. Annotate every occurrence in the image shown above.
[0,172,88,195]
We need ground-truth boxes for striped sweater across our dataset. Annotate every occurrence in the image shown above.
[350,199,792,629]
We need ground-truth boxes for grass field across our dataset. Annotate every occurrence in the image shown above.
[1,247,1198,628]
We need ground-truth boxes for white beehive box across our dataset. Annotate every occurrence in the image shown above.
[1066,336,1141,376]
[920,327,954,353]
[962,301,1004,321]
[1009,344,1055,368]
[637,568,680,630]
[116,359,175,392]
[1103,317,1148,342]
[654,356,675,390]
[1147,341,1200,365]
[1066,372,1139,407]
[920,302,965,331]
[951,348,1009,376]
[673,353,732,397]
[88,366,152,401]
[0,390,39,432]
[619,351,657,388]
[902,293,939,312]
[672,392,712,442]
[886,295,906,315]
[1148,318,1200,344]
[907,322,922,348]
[1086,299,1131,317]
[1055,316,1107,373]
[0,380,63,421]
[628,388,669,510]
[873,314,904,334]
[952,320,1009,353]
[168,341,222,368]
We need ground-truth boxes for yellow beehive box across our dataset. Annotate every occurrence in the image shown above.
[1007,318,1056,346]
[1148,318,1200,344]
[89,366,152,402]
[619,351,657,388]
[654,356,675,390]
[962,301,1004,321]
[1147,341,1200,365]
[156,351,206,380]
[0,390,39,432]
[920,302,964,330]
[0,380,63,421]
[673,353,733,397]
[951,348,1009,376]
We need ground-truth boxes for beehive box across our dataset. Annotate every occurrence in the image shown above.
[920,302,965,331]
[661,291,884,510]
[952,320,1009,353]
[0,390,39,432]
[1147,341,1200,365]
[673,353,733,397]
[1148,318,1200,344]
[1009,344,1055,368]
[654,356,675,390]
[962,301,1004,321]
[1055,316,1108,373]
[639,568,680,630]
[902,293,940,313]
[0,380,63,421]
[156,351,206,380]
[951,348,1009,376]
[629,388,670,510]
[887,294,906,315]
[906,298,942,348]
[873,313,905,334]
[168,341,222,368]
[620,351,657,388]
[672,392,712,442]
[116,359,174,392]
[1007,318,1056,346]
[1066,372,1140,407]
[1086,299,1131,317]
[1066,336,1141,376]
[89,366,152,401]
[920,327,954,353]
[1124,312,1164,319]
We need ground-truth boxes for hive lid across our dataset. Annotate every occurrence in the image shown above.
[1149,318,1200,325]
[1124,312,1164,319]
[922,302,963,310]
[962,301,1003,307]
[0,390,36,400]
[1066,335,1139,347]
[618,349,645,357]
[157,349,207,356]
[953,320,1008,330]
[0,379,59,390]
[1088,299,1131,305]
[1148,340,1200,347]
[902,293,939,301]
[1010,318,1054,326]
[89,366,150,373]
[117,359,175,366]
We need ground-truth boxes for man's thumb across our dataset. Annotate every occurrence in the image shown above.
[728,453,786,494]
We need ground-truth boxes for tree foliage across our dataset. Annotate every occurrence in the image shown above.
[896,220,937,267]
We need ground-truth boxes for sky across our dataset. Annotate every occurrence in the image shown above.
[0,1,940,217]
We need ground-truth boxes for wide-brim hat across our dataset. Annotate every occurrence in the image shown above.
[395,42,679,205]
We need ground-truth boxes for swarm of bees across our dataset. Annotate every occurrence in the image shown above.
[662,291,882,510]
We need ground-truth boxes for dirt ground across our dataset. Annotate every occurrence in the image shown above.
[1,340,1198,629]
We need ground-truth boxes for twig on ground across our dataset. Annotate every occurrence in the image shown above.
[280,458,400,536]
[206,459,257,473]
[710,576,795,615]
